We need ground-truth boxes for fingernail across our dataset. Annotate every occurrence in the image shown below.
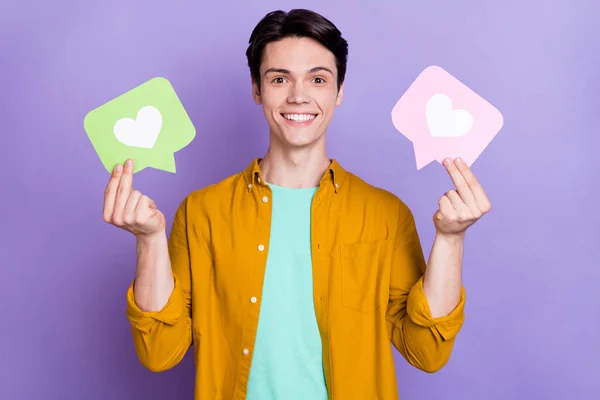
[444,158,451,166]
[114,164,122,172]
[455,158,463,166]
[125,159,132,167]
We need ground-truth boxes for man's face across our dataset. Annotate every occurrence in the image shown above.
[252,36,344,149]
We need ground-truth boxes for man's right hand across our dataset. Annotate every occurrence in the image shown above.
[103,159,166,238]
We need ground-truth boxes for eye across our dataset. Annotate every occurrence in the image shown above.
[272,77,287,84]
[312,77,326,84]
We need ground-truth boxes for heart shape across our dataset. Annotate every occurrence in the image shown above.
[113,106,162,149]
[425,93,473,138]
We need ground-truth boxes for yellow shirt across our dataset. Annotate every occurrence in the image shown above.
[126,157,466,400]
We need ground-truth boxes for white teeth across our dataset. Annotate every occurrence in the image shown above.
[283,114,316,122]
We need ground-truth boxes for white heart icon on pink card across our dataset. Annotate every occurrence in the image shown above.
[425,93,473,138]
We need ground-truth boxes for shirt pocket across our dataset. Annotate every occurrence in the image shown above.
[340,239,388,313]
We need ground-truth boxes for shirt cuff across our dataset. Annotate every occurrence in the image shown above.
[406,276,466,341]
[126,275,185,334]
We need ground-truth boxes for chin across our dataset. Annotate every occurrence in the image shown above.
[281,131,322,148]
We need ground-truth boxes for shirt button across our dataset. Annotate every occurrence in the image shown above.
[258,244,265,251]
[243,348,250,355]
[317,195,321,201]
[257,177,261,183]
[250,296,257,303]
[247,184,252,189]
[335,183,339,189]
[262,196,269,203]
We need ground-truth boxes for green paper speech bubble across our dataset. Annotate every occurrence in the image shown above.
[84,77,195,174]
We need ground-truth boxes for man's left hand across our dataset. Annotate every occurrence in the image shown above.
[433,157,492,237]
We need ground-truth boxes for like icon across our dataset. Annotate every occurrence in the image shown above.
[84,77,196,174]
[391,66,503,169]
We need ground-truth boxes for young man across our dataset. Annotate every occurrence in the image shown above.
[103,9,491,400]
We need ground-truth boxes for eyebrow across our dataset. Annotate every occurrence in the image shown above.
[263,66,334,76]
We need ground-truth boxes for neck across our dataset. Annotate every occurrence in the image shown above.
[258,141,330,189]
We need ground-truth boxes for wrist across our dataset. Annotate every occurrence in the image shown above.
[434,231,466,246]
[136,231,166,251]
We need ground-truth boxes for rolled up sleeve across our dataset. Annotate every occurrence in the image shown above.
[406,276,466,341]
[126,274,187,334]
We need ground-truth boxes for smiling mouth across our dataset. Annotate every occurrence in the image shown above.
[281,113,318,123]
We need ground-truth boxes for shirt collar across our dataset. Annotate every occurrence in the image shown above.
[243,157,347,193]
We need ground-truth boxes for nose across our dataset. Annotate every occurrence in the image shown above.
[287,81,309,104]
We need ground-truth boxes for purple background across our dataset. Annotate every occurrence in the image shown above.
[1,0,598,399]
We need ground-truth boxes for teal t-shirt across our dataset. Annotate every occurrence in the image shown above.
[246,182,328,400]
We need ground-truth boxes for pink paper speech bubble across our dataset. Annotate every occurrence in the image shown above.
[391,65,503,169]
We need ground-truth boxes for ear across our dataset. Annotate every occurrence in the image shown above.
[335,82,344,106]
[251,77,262,105]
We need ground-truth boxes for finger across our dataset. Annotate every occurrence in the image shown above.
[438,194,455,216]
[453,158,492,212]
[445,190,467,211]
[444,158,477,208]
[446,190,473,220]
[103,163,123,223]
[136,195,161,222]
[113,159,135,220]
[123,190,143,225]
[135,194,150,211]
